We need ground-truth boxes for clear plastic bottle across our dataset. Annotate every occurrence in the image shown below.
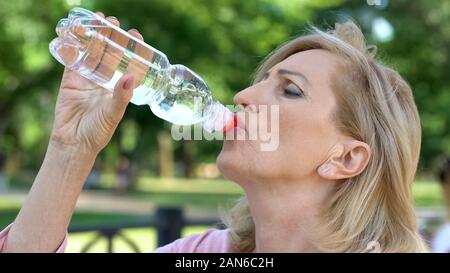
[49,7,234,132]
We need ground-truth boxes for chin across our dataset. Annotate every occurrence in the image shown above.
[217,141,245,182]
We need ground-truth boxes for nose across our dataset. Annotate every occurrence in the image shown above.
[233,84,261,111]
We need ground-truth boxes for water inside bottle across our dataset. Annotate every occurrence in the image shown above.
[51,8,232,130]
[150,71,212,125]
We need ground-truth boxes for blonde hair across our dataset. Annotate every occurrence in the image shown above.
[221,21,428,252]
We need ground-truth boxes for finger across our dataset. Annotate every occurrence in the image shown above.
[93,15,123,84]
[108,73,135,117]
[128,28,144,41]
[81,11,109,74]
[126,29,151,87]
[106,16,120,27]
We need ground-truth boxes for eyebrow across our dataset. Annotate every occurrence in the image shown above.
[263,69,311,86]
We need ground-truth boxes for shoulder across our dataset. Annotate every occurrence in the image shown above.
[154,228,235,253]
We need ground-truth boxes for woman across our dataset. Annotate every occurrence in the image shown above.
[0,12,428,252]
[431,157,450,252]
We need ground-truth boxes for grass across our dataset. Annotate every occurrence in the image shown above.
[129,191,241,208]
[128,177,243,208]
[66,228,157,253]
[413,180,443,207]
[0,210,148,231]
[132,177,444,208]
[66,226,210,253]
[135,177,243,194]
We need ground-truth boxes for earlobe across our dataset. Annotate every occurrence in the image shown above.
[318,163,331,176]
[318,161,340,180]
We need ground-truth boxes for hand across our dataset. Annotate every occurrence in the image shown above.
[50,12,145,154]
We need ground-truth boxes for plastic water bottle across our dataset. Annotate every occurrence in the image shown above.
[49,7,234,132]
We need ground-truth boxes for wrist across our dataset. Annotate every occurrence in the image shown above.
[47,139,99,160]
[43,140,98,188]
[2,139,98,252]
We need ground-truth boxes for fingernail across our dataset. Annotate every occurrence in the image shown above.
[108,16,118,20]
[123,76,134,90]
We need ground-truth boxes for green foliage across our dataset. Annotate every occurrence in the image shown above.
[316,0,450,169]
[0,0,448,175]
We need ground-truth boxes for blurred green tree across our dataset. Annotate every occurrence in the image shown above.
[316,0,450,169]
[0,0,447,183]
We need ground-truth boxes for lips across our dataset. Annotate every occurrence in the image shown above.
[223,114,238,139]
[222,114,237,134]
[235,113,246,132]
[223,113,250,141]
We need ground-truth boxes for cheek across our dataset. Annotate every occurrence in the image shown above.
[276,105,334,177]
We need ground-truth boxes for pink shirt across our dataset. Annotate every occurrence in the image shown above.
[0,224,235,253]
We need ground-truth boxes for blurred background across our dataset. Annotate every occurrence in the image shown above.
[0,0,449,252]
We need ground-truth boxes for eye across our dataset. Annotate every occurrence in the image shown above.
[283,82,304,98]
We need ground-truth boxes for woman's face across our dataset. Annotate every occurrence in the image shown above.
[217,49,346,185]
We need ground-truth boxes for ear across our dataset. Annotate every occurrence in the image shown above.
[318,140,371,180]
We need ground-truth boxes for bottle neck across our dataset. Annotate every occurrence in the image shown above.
[201,102,234,133]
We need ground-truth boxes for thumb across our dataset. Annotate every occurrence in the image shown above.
[109,73,135,114]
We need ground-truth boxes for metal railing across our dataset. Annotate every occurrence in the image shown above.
[68,207,223,253]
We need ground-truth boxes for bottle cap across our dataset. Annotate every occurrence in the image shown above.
[222,114,237,134]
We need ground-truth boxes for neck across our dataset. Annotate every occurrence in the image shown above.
[243,178,334,253]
